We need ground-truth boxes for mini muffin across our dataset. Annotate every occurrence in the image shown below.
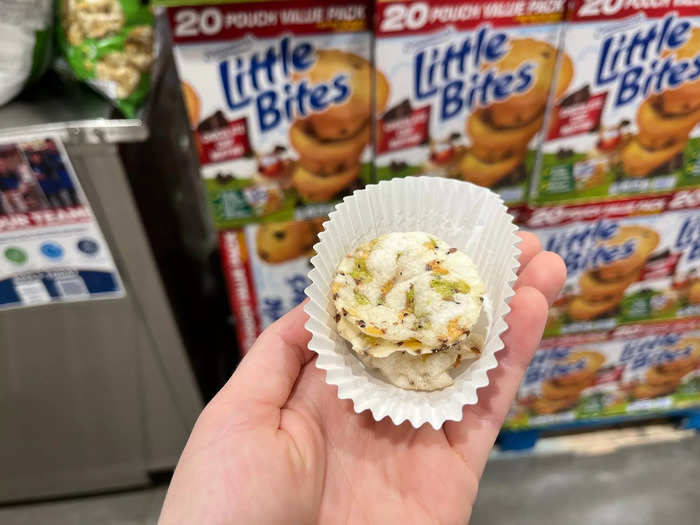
[660,28,700,115]
[689,280,700,304]
[550,351,605,386]
[533,396,579,415]
[656,338,700,374]
[568,293,622,321]
[593,226,659,281]
[454,149,526,188]
[578,269,642,302]
[621,138,688,177]
[467,109,543,163]
[332,232,486,391]
[289,119,370,175]
[487,39,573,129]
[302,50,389,141]
[633,381,679,400]
[292,163,360,202]
[256,220,315,263]
[636,96,700,150]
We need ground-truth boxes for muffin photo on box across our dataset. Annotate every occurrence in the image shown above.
[454,39,572,190]
[621,336,700,402]
[290,50,388,202]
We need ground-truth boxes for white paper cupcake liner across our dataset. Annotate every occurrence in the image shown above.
[304,176,521,429]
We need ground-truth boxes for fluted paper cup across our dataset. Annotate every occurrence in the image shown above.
[304,176,521,429]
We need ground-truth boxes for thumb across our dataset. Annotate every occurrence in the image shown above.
[209,302,314,428]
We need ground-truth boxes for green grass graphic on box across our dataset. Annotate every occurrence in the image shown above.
[376,149,534,205]
[204,163,374,229]
[534,137,700,205]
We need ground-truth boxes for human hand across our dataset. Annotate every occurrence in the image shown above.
[159,232,565,525]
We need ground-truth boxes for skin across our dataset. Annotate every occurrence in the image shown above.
[159,232,565,525]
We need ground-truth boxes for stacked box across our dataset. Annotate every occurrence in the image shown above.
[521,193,700,337]
[504,319,700,429]
[163,1,700,372]
[167,0,374,229]
[531,2,700,206]
[219,213,326,353]
[509,1,700,432]
[164,0,374,353]
[373,0,568,207]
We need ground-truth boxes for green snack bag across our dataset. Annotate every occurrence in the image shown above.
[57,0,155,117]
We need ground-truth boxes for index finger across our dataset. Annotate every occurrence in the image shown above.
[516,231,542,273]
[444,249,565,476]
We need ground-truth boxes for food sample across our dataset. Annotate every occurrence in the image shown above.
[332,232,486,391]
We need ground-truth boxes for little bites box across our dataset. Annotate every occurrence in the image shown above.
[167,1,373,228]
[373,0,568,205]
[532,2,700,205]
[506,335,626,427]
[219,214,325,354]
[505,320,700,429]
[524,194,700,337]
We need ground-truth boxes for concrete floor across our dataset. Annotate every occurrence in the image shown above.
[472,431,700,525]
[1,429,698,524]
[0,487,166,525]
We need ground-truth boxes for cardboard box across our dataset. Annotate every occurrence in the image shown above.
[505,318,700,429]
[521,191,700,336]
[531,3,700,205]
[373,0,567,206]
[219,213,326,353]
[166,0,373,228]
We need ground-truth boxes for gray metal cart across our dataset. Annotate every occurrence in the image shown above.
[0,77,202,503]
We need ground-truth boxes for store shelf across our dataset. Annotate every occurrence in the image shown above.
[0,72,148,144]
[498,408,700,451]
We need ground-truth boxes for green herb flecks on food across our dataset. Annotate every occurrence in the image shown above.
[406,285,415,312]
[430,277,471,301]
[349,258,372,282]
[354,290,370,305]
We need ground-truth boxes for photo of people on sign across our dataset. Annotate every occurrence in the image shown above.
[0,139,82,216]
[0,136,123,311]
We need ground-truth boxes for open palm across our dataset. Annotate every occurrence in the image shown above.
[160,232,565,525]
